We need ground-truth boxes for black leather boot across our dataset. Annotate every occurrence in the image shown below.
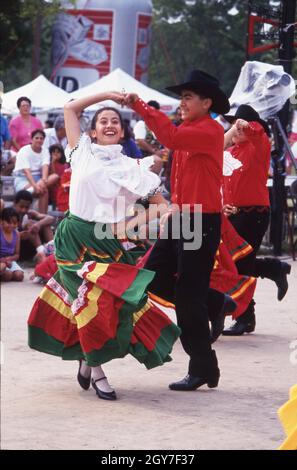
[169,351,220,391]
[169,373,220,391]
[275,262,291,301]
[222,305,256,336]
[256,259,291,301]
[210,294,237,343]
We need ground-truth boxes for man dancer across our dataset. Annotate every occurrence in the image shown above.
[222,105,291,335]
[125,70,230,391]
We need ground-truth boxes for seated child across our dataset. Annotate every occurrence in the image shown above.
[48,144,69,208]
[31,241,57,284]
[56,167,71,212]
[0,207,24,282]
[13,190,55,262]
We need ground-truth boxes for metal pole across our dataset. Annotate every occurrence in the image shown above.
[271,0,296,255]
[276,116,297,172]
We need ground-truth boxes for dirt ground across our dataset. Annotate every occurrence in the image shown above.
[1,257,296,450]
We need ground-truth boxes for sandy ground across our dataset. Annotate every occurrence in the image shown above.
[1,257,296,450]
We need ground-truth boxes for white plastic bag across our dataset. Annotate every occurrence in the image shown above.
[228,61,295,120]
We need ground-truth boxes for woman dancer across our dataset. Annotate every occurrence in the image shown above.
[28,91,180,400]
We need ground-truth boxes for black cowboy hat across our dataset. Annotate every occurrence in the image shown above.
[223,104,271,136]
[166,69,230,115]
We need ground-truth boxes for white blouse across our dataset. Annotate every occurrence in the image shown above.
[65,134,160,223]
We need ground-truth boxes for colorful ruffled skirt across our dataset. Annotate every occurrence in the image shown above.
[210,216,257,319]
[137,216,257,320]
[28,213,180,368]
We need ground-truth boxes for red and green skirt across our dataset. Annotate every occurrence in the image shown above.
[210,216,257,319]
[137,216,257,321]
[28,213,180,368]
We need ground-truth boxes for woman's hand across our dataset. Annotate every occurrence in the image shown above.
[108,92,126,106]
[159,205,179,235]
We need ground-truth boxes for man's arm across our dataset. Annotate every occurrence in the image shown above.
[127,96,221,153]
[28,210,55,227]
[224,126,237,150]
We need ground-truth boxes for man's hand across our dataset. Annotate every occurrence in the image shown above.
[235,119,249,133]
[124,93,139,107]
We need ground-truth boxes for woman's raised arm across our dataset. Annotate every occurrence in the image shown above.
[64,91,125,148]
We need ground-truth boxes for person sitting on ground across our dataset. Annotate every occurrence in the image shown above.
[13,190,54,263]
[120,120,143,159]
[0,207,24,282]
[9,97,43,152]
[56,167,72,212]
[44,119,54,129]
[44,115,68,150]
[13,129,59,213]
[1,114,11,150]
[48,143,69,208]
[31,240,57,284]
[120,117,163,174]
[0,198,5,214]
[1,115,15,176]
[133,100,163,157]
[133,100,165,174]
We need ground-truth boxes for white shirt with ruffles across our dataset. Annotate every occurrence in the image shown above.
[65,134,160,223]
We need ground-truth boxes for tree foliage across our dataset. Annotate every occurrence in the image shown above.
[150,0,296,96]
[0,0,67,91]
[0,0,295,97]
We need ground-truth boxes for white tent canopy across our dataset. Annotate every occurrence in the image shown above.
[70,68,179,113]
[2,75,71,114]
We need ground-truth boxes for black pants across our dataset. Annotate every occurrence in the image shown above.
[229,209,282,280]
[145,213,221,377]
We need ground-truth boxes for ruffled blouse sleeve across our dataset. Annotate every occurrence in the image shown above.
[64,133,92,167]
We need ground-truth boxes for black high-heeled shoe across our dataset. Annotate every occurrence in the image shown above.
[77,359,91,390]
[91,377,117,401]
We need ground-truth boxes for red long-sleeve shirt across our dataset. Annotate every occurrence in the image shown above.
[133,99,224,213]
[223,122,271,207]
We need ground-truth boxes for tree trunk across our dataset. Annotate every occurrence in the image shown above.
[32,12,43,79]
